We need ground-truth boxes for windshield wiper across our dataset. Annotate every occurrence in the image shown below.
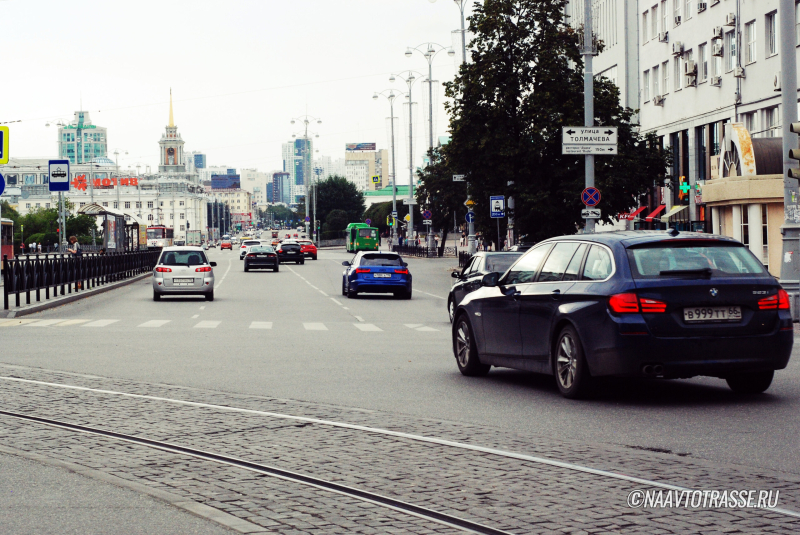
[659,268,712,278]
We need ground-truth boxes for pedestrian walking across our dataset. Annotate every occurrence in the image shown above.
[67,236,81,257]
[30,241,36,255]
[38,243,43,254]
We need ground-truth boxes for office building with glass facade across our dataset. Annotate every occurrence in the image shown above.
[57,111,108,164]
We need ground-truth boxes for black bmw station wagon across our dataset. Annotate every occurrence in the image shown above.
[451,231,793,399]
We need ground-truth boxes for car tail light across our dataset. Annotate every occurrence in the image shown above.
[356,268,371,273]
[268,253,276,257]
[195,266,212,272]
[759,291,790,310]
[640,297,667,313]
[394,268,409,274]
[155,267,172,273]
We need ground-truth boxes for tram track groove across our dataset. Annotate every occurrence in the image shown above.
[0,409,512,535]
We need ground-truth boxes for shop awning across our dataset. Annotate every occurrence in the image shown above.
[626,206,647,220]
[660,205,688,223]
[644,205,666,221]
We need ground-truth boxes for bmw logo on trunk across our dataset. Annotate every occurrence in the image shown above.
[709,288,719,297]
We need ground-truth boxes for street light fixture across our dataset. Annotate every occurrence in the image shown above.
[390,70,424,241]
[373,89,400,246]
[405,42,454,152]
[289,114,323,238]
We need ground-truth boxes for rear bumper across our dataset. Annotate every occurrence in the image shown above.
[278,254,303,262]
[152,278,214,295]
[245,260,278,268]
[350,280,411,293]
[585,316,793,378]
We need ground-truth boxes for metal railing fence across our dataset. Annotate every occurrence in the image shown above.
[3,249,161,310]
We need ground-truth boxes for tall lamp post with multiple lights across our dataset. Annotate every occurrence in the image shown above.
[405,43,454,153]
[389,71,423,240]
[112,148,128,211]
[290,115,321,238]
[372,89,399,246]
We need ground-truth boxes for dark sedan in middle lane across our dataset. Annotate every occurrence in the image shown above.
[244,245,279,272]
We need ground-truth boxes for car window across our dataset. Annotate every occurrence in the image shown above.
[505,244,552,284]
[582,245,613,281]
[243,240,260,246]
[468,257,483,274]
[160,251,208,266]
[460,257,476,276]
[485,254,521,274]
[538,242,581,282]
[250,246,274,253]
[626,242,767,278]
[563,243,588,281]
[360,254,403,266]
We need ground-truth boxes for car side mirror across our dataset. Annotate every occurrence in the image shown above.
[481,272,500,287]
[451,271,460,279]
[342,261,351,266]
[401,261,408,267]
[210,262,217,267]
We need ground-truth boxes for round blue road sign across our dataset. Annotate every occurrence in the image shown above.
[581,187,601,207]
[422,209,432,220]
[365,218,371,225]
[0,173,4,196]
[304,216,310,222]
[465,212,475,223]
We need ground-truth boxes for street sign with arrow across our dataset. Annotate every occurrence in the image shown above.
[562,126,618,155]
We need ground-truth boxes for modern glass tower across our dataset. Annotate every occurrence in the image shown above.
[57,111,108,164]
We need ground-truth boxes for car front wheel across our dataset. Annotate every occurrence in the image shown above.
[448,297,455,323]
[554,326,593,399]
[726,371,774,394]
[453,315,490,376]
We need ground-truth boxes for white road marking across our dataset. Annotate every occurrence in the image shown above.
[249,322,273,329]
[415,326,439,332]
[213,259,233,289]
[0,319,38,327]
[330,298,343,306]
[404,324,424,329]
[417,290,445,300]
[26,319,67,327]
[303,323,328,331]
[353,323,382,332]
[9,375,787,521]
[319,291,328,296]
[194,321,220,329]
[199,306,206,310]
[191,314,199,319]
[354,316,365,323]
[53,319,91,327]
[82,320,119,328]
[342,307,349,310]
[138,320,171,328]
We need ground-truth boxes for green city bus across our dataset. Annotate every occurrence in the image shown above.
[346,223,379,252]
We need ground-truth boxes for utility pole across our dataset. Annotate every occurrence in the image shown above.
[780,0,800,316]
[583,0,596,234]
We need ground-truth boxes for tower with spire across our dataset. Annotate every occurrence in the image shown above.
[158,89,186,173]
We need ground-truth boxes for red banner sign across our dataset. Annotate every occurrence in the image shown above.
[70,175,139,191]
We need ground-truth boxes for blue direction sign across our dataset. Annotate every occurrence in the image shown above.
[48,160,70,192]
[465,212,475,223]
[0,126,8,164]
[304,216,310,222]
[422,209,432,220]
[365,218,372,225]
[581,187,601,207]
[0,173,5,196]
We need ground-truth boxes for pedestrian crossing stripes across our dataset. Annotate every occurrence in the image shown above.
[0,318,441,332]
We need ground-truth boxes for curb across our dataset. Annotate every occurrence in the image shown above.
[1,272,152,319]
[0,443,267,533]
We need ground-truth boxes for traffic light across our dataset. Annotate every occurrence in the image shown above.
[386,215,394,227]
[790,123,800,179]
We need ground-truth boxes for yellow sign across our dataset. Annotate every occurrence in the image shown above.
[371,175,381,184]
[464,199,476,207]
[404,214,411,222]
[0,126,8,165]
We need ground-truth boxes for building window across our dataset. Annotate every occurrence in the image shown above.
[741,205,749,247]
[674,56,682,90]
[762,204,769,265]
[696,125,707,182]
[148,214,154,221]
[698,43,708,81]
[745,21,756,64]
[651,5,658,38]
[25,203,31,209]
[652,65,660,97]
[170,213,174,220]
[662,61,670,94]
[45,203,50,208]
[796,2,800,46]
[767,12,777,57]
[113,202,118,209]
[661,0,667,33]
[712,46,722,77]
[673,0,680,26]
[643,11,649,41]
[766,107,779,137]
[160,201,164,207]
[684,0,691,21]
[725,31,736,71]
[80,202,86,207]
[148,201,154,208]
[180,213,185,220]
[743,112,757,135]
[179,201,184,206]
[136,202,142,208]
[102,202,108,207]
[180,225,185,231]
[124,201,131,209]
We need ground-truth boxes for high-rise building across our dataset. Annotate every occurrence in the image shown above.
[57,111,108,164]
[344,147,388,191]
[272,172,291,205]
[313,155,346,180]
[158,91,186,173]
[184,151,207,174]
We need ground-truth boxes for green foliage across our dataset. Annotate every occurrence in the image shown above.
[324,209,349,232]
[439,0,669,243]
[268,204,300,226]
[363,202,394,234]
[66,214,96,238]
[314,176,365,226]
[415,147,467,232]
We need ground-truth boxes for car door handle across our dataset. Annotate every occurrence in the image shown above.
[551,289,561,300]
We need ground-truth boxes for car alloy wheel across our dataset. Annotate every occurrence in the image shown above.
[556,335,577,390]
[554,326,592,399]
[454,316,490,376]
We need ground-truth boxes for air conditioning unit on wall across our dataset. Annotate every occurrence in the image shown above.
[712,42,724,56]
[725,13,736,26]
[653,95,665,106]
[684,60,697,75]
[734,66,745,78]
[672,42,684,55]
[775,72,782,92]
[675,16,682,26]
[712,26,723,40]
[711,76,722,86]
[658,32,668,42]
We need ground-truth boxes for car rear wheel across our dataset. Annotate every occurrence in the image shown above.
[726,371,774,394]
[341,279,347,296]
[300,260,305,265]
[153,292,161,302]
[403,287,412,300]
[205,291,214,302]
[312,255,317,260]
[453,315,490,376]
[274,265,279,272]
[347,284,357,299]
[554,326,593,399]
[244,265,249,272]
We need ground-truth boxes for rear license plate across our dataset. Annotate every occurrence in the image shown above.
[683,306,742,323]
[374,273,391,278]
[173,278,194,283]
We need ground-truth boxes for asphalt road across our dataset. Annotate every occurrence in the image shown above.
[2,246,799,478]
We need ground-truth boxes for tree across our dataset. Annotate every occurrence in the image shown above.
[322,209,349,239]
[314,176,365,227]
[415,147,469,249]
[442,0,669,244]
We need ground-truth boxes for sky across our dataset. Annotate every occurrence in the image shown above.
[3,0,470,181]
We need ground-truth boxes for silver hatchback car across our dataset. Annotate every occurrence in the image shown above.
[152,246,216,301]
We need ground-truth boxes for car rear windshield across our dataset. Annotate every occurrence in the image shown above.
[160,251,208,266]
[486,254,522,273]
[250,246,274,253]
[360,254,403,266]
[281,243,300,250]
[243,241,260,246]
[358,229,377,238]
[627,241,768,278]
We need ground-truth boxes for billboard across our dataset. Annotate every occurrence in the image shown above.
[211,174,241,189]
[346,143,377,151]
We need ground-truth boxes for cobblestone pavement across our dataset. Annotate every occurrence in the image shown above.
[0,365,798,534]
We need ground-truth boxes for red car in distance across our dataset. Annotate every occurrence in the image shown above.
[220,240,232,250]
[298,239,317,260]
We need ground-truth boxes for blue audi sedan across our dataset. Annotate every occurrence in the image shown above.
[451,230,793,398]
[342,251,412,299]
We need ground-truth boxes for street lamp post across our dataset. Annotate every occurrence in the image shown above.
[405,43,455,152]
[313,165,323,246]
[390,71,424,241]
[373,89,400,246]
[290,115,322,239]
[113,148,128,212]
